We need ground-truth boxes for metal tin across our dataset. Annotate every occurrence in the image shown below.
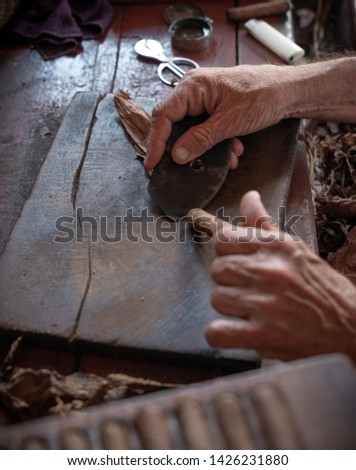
[163,3,205,25]
[169,16,213,53]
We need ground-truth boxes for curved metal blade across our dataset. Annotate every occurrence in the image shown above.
[148,114,231,220]
[134,39,168,62]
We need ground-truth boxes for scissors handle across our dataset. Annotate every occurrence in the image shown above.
[158,57,199,86]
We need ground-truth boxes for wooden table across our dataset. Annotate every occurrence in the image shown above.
[0,0,316,425]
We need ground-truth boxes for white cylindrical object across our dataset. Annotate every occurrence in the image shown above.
[245,19,305,63]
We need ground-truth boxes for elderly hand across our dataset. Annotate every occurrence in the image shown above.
[145,64,290,170]
[189,191,356,362]
[145,57,356,170]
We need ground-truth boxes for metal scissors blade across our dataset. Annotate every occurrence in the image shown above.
[134,39,199,86]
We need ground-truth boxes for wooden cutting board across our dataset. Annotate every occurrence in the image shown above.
[0,92,301,370]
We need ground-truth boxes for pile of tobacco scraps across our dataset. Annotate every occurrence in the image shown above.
[306,121,356,285]
[0,339,177,423]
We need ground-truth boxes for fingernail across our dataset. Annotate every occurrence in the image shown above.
[175,147,191,163]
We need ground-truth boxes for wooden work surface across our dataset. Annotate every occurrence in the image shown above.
[0,1,316,401]
[0,88,302,368]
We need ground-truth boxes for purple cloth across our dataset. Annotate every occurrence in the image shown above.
[7,0,113,59]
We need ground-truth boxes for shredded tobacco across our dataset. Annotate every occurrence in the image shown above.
[0,339,177,422]
[306,122,356,284]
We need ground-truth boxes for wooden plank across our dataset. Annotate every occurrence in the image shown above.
[0,7,124,254]
[113,1,236,99]
[0,92,100,338]
[72,94,296,364]
[287,142,318,252]
[209,119,300,226]
[0,91,298,369]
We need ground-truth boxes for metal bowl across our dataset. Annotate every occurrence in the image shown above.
[169,16,213,53]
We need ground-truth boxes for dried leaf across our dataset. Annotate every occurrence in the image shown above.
[1,336,22,380]
[0,365,177,422]
[306,122,356,261]
[328,226,356,286]
[113,90,152,159]
[315,195,356,220]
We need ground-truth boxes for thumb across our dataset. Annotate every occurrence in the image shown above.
[171,117,225,164]
[240,191,279,231]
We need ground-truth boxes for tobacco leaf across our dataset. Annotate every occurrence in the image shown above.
[0,338,177,422]
[306,122,356,270]
[113,89,152,160]
[0,366,177,421]
[328,226,356,286]
[315,195,356,221]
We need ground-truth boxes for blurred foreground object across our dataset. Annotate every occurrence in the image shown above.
[0,0,20,28]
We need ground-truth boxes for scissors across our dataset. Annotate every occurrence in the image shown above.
[134,39,199,87]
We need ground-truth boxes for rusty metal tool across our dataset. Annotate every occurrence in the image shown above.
[148,114,231,219]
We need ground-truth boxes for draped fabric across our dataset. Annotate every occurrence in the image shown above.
[6,0,113,59]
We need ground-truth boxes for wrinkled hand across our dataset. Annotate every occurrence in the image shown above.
[188,191,356,362]
[145,65,289,170]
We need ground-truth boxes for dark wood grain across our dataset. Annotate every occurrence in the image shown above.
[0,8,124,255]
[0,92,100,338]
[0,91,300,369]
[113,1,236,100]
[287,141,318,252]
[209,119,300,226]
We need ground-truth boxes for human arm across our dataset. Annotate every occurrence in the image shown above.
[145,56,356,170]
[188,191,356,362]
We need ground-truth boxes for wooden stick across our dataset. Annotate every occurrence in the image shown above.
[227,0,292,22]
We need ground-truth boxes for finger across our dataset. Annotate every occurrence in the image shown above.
[145,114,173,170]
[206,320,304,360]
[214,225,277,255]
[187,208,230,238]
[188,209,276,254]
[145,73,214,169]
[239,191,279,231]
[231,138,244,158]
[205,319,262,350]
[211,285,275,320]
[229,153,238,171]
[211,256,260,286]
[213,191,281,256]
[229,138,244,170]
[211,285,263,319]
[145,88,198,170]
[171,112,237,165]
